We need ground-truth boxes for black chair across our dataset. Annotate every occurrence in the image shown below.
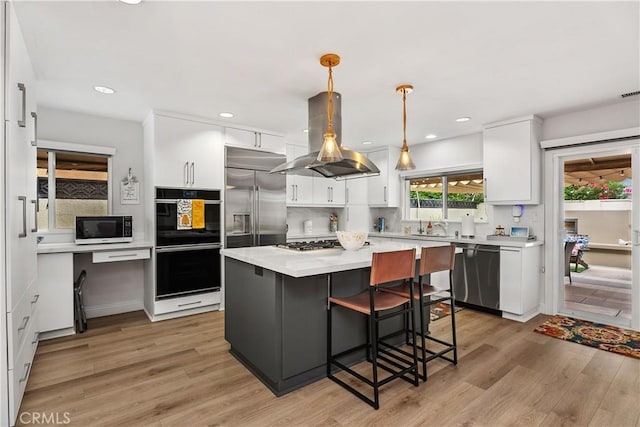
[382,244,458,381]
[327,249,419,409]
[564,241,576,284]
[74,270,88,333]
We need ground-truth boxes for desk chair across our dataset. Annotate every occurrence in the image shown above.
[74,270,87,333]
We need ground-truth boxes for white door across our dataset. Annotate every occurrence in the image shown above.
[547,140,639,329]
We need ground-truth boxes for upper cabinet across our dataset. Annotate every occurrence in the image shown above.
[483,116,542,205]
[285,143,313,205]
[147,113,224,189]
[366,147,400,207]
[312,178,345,206]
[224,127,286,155]
[345,177,368,205]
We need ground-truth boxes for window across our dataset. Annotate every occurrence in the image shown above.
[407,171,486,221]
[37,149,111,231]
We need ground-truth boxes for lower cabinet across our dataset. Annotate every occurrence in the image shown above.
[37,253,74,335]
[499,246,542,320]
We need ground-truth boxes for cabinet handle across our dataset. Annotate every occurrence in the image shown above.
[31,199,38,232]
[347,207,350,221]
[291,185,295,202]
[331,187,334,202]
[32,331,39,344]
[18,315,30,332]
[346,187,349,203]
[484,178,488,198]
[19,196,27,238]
[184,162,189,185]
[327,187,331,203]
[31,111,38,146]
[190,162,195,185]
[384,186,387,203]
[17,83,26,127]
[294,184,298,201]
[31,294,40,304]
[19,362,32,383]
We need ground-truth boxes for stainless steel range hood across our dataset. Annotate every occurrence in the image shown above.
[270,92,380,179]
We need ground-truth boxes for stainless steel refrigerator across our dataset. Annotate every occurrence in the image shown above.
[225,147,287,248]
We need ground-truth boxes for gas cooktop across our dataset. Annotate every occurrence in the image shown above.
[275,240,370,251]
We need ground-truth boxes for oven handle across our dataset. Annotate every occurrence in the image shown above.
[155,199,221,204]
[156,243,222,253]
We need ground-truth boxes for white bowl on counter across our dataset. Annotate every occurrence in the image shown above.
[336,231,368,251]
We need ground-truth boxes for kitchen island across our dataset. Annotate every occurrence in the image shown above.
[221,240,447,396]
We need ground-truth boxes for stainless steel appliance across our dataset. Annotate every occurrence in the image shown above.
[452,243,501,314]
[155,187,222,299]
[75,215,133,244]
[225,147,287,248]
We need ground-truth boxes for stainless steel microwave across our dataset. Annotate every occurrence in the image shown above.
[75,215,133,244]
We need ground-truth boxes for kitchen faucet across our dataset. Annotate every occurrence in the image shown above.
[431,221,448,236]
[417,220,425,235]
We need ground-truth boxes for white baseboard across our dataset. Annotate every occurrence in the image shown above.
[39,327,75,341]
[85,300,144,319]
[147,304,219,322]
[502,309,540,323]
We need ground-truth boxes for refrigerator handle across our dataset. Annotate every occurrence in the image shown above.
[255,186,260,246]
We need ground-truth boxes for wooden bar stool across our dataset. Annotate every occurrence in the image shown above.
[326,248,419,410]
[382,244,457,381]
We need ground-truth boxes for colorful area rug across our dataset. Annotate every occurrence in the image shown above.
[534,315,640,359]
[430,302,463,321]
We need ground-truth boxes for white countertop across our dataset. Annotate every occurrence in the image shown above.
[221,240,449,278]
[37,240,153,254]
[369,232,543,248]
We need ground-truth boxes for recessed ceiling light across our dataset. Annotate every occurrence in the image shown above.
[119,0,142,4]
[455,117,471,123]
[425,134,437,139]
[219,112,234,118]
[362,141,373,145]
[303,129,309,133]
[93,85,115,94]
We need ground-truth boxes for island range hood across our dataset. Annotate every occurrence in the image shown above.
[270,92,380,179]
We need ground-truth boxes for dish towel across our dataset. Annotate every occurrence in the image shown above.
[192,199,205,229]
[177,199,192,230]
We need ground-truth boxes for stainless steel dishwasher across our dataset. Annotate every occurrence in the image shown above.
[452,243,501,314]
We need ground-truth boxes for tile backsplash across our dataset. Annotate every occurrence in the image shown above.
[287,207,345,235]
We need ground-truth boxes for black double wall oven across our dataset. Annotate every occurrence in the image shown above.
[155,188,221,300]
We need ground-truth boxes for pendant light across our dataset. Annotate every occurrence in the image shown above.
[395,84,416,170]
[317,54,343,163]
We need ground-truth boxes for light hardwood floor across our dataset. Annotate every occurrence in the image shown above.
[18,309,640,426]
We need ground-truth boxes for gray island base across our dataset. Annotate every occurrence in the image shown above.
[222,241,443,396]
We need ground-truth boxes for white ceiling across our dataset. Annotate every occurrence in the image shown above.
[13,1,640,148]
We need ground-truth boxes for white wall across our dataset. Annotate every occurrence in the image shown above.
[410,132,483,170]
[542,98,640,141]
[38,107,145,235]
[38,107,145,317]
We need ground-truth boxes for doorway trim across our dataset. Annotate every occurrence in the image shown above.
[543,136,640,330]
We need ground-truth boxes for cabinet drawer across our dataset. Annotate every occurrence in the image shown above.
[8,281,40,369]
[92,248,150,263]
[154,291,221,315]
[9,310,38,424]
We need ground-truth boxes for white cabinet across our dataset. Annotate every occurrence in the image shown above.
[346,177,368,205]
[4,3,39,424]
[151,114,224,189]
[37,253,74,334]
[483,116,542,204]
[285,144,313,205]
[312,178,345,206]
[499,245,542,320]
[366,147,401,207]
[224,127,286,154]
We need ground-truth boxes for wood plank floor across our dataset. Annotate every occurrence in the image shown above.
[18,309,640,426]
[565,281,632,319]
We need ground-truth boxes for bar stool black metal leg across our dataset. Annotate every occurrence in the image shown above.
[370,302,380,410]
